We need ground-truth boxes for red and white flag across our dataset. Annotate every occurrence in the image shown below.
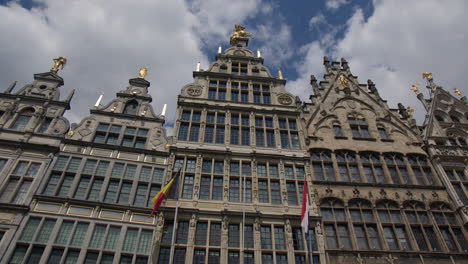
[301,178,310,233]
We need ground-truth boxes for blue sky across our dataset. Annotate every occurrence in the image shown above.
[0,0,467,132]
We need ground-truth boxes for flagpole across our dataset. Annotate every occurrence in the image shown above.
[242,169,246,258]
[308,227,313,264]
[169,200,180,264]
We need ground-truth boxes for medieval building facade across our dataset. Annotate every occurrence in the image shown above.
[0,30,466,264]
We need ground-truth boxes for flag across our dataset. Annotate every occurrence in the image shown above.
[149,169,181,217]
[301,178,310,233]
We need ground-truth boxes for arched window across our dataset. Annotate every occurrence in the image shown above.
[123,100,139,115]
[360,152,386,184]
[430,202,468,252]
[407,155,435,185]
[335,150,359,182]
[384,153,410,184]
[376,200,411,250]
[450,115,460,123]
[320,198,351,249]
[311,149,334,181]
[435,115,444,122]
[377,126,388,140]
[11,108,35,130]
[404,201,440,252]
[348,114,370,138]
[348,199,381,250]
[332,123,343,137]
[458,137,467,146]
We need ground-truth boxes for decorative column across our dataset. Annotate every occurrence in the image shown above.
[185,213,198,264]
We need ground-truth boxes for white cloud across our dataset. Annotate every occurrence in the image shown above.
[0,0,261,130]
[254,22,294,67]
[288,0,468,122]
[326,0,348,10]
[309,13,325,27]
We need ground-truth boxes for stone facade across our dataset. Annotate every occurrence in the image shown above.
[0,35,466,264]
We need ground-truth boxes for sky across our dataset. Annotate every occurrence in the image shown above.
[0,0,467,135]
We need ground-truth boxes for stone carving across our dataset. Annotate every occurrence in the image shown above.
[190,214,197,227]
[278,94,293,105]
[185,84,203,97]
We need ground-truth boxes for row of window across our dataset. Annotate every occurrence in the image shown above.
[321,198,468,253]
[312,150,437,185]
[178,110,300,149]
[93,123,149,148]
[3,108,53,133]
[9,216,153,264]
[158,219,319,264]
[42,155,165,208]
[208,80,272,104]
[175,158,306,205]
[333,115,390,140]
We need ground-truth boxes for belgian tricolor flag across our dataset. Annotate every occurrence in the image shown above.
[149,169,181,217]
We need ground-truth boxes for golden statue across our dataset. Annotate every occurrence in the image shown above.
[453,88,463,98]
[230,24,252,45]
[407,107,414,118]
[139,67,148,78]
[51,56,67,72]
[410,81,420,94]
[422,72,433,81]
[338,74,349,88]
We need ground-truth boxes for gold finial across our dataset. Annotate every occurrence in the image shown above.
[422,72,433,81]
[138,67,148,79]
[278,69,283,80]
[410,81,420,94]
[406,107,414,118]
[339,74,349,88]
[453,88,463,98]
[229,24,252,45]
[51,57,67,72]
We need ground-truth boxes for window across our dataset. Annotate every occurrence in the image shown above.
[279,118,300,149]
[378,126,389,140]
[121,127,148,148]
[228,224,240,247]
[123,100,139,115]
[176,157,197,199]
[38,117,52,133]
[405,201,440,251]
[230,113,250,146]
[444,168,468,205]
[252,83,271,104]
[384,153,411,184]
[207,80,227,100]
[0,158,7,172]
[232,62,248,75]
[333,125,343,137]
[178,110,202,142]
[321,198,351,249]
[229,161,252,203]
[335,151,359,182]
[311,149,335,181]
[360,152,386,184]
[11,108,34,130]
[200,159,224,200]
[407,155,435,185]
[349,199,381,250]
[210,223,221,246]
[430,202,468,252]
[348,115,370,138]
[94,123,121,144]
[204,112,225,144]
[0,160,40,204]
[255,116,275,147]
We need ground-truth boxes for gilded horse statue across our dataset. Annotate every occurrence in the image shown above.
[51,57,67,72]
[230,24,252,45]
